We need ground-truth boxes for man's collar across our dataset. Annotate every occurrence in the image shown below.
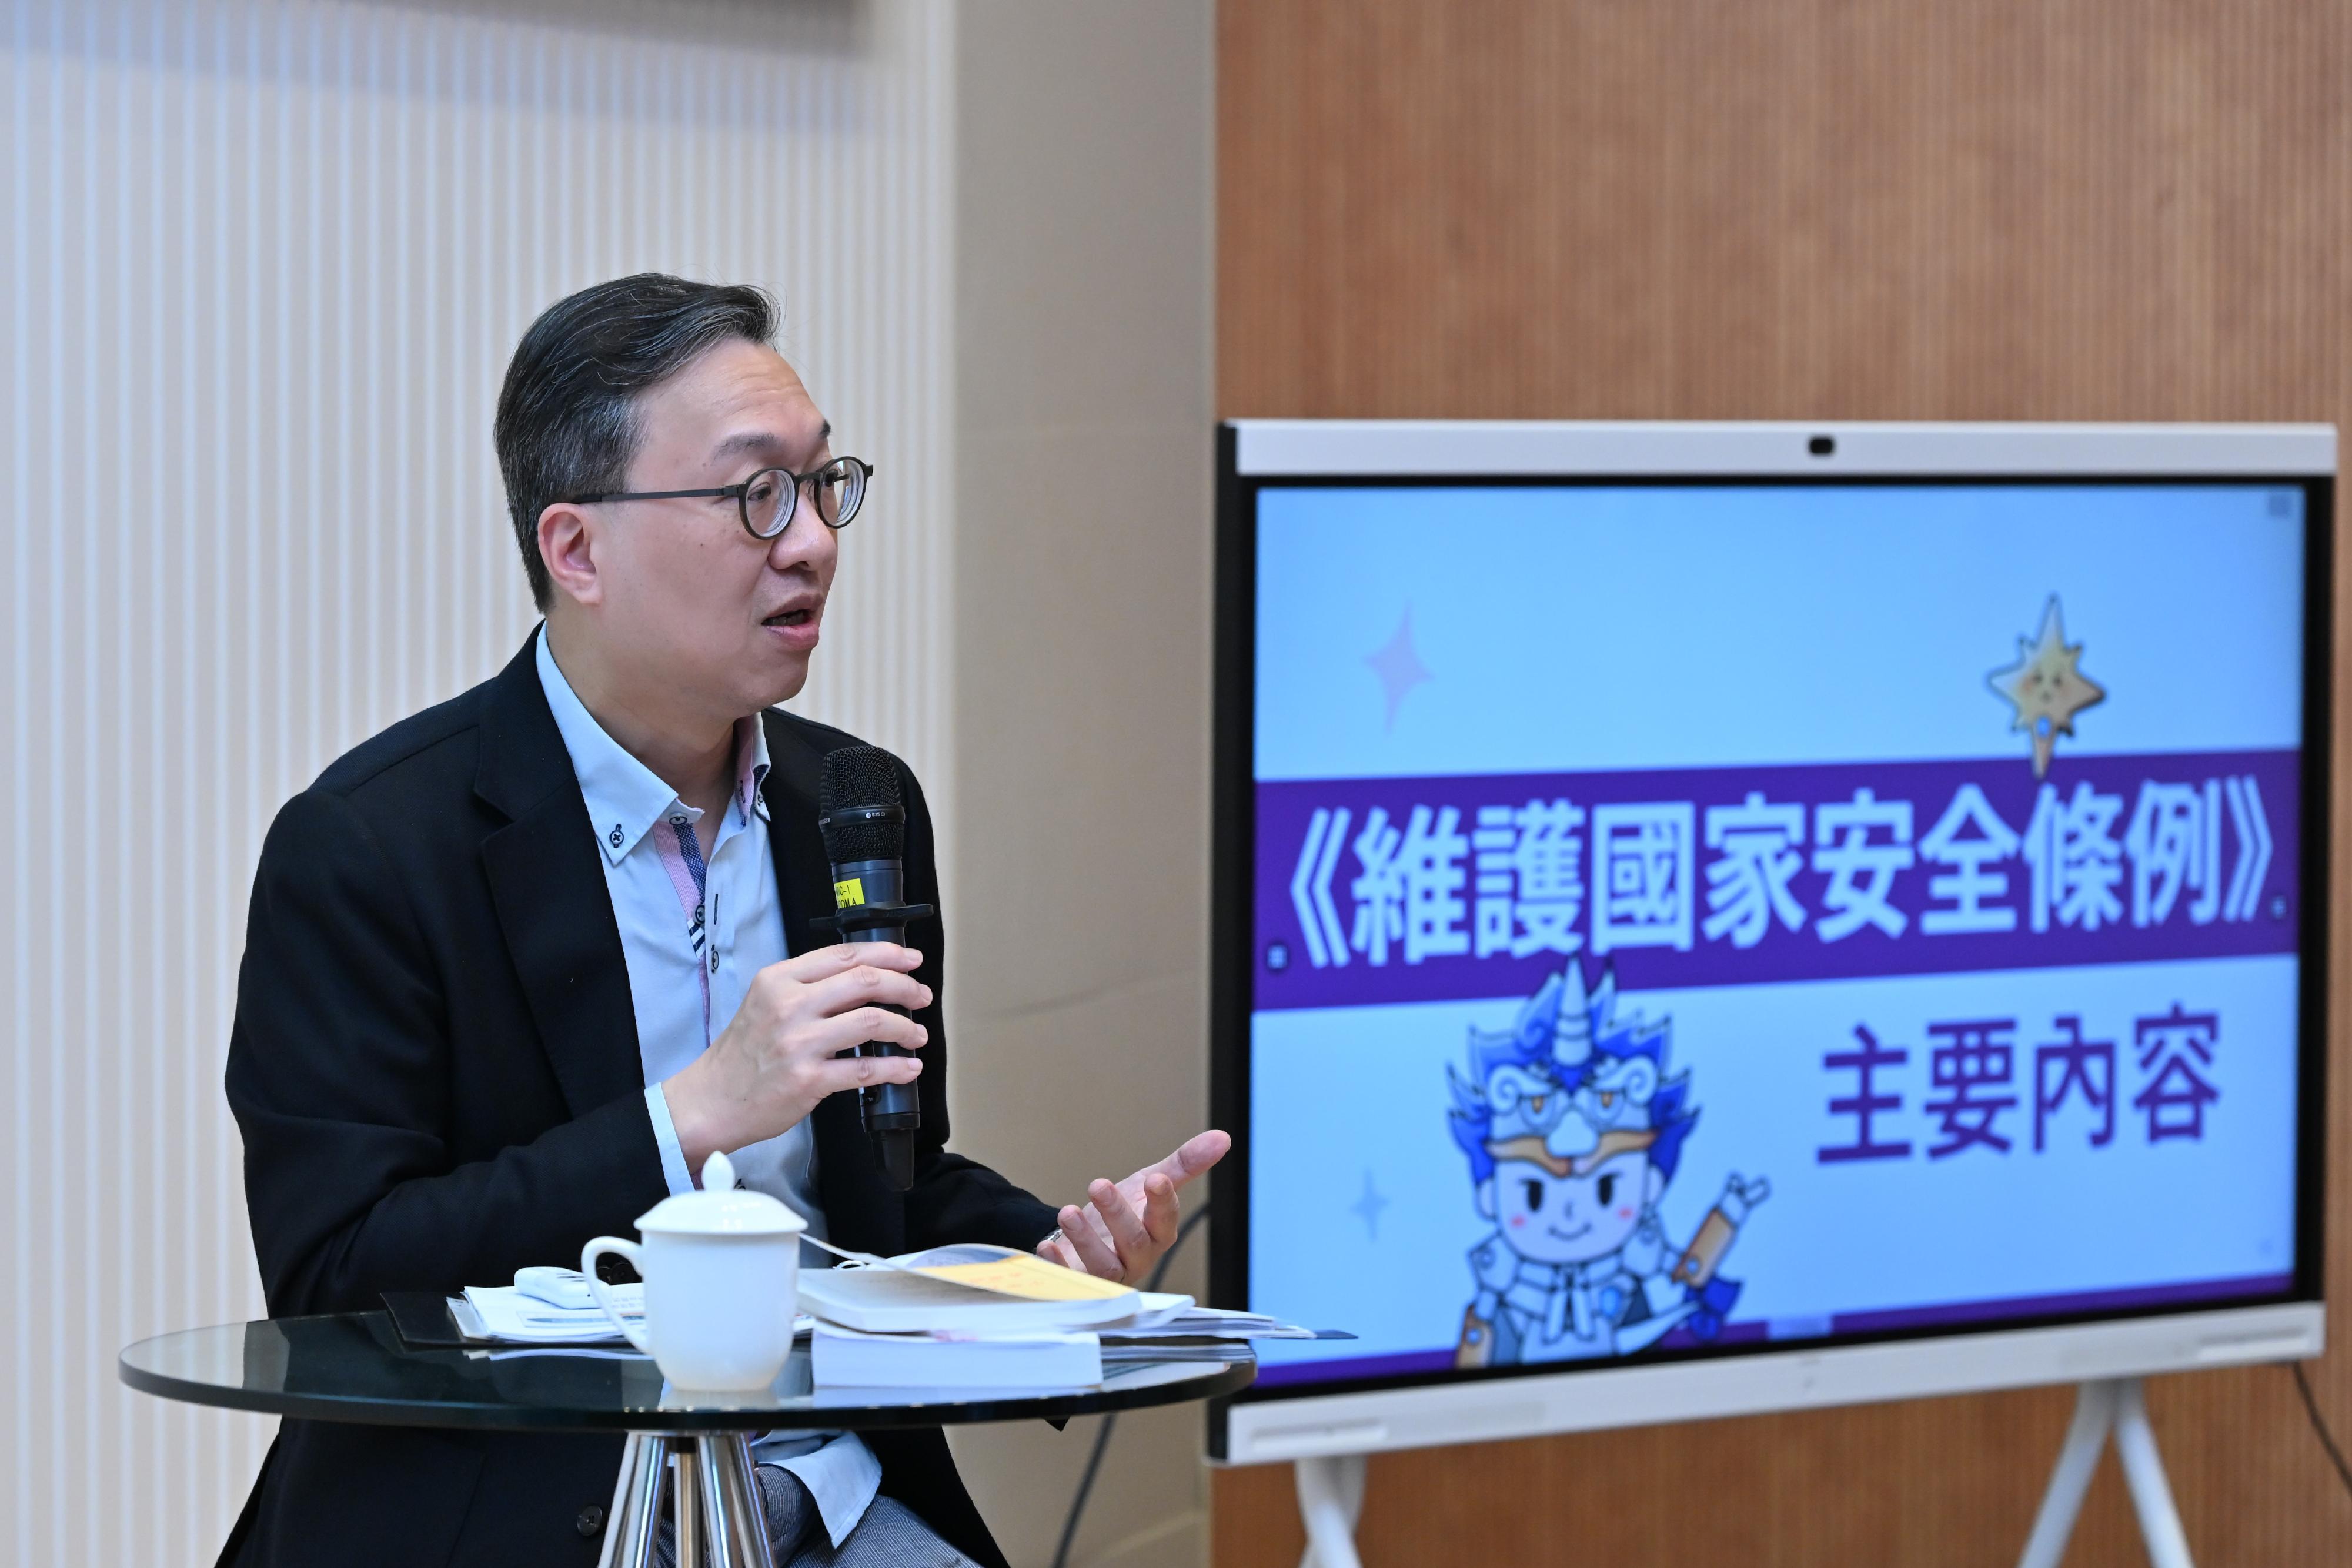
[734,707,774,829]
[533,625,770,865]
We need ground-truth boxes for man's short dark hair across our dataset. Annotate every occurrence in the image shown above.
[494,273,777,610]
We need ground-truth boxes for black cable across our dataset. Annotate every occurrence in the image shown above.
[1048,1390,1122,1568]
[2293,1361,2352,1506]
[1050,1205,1212,1568]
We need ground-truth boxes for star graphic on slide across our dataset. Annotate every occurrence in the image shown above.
[1348,1169,1391,1241]
[1987,595,2106,778]
[1364,607,1432,731]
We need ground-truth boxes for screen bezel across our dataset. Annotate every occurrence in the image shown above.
[1207,420,2334,1453]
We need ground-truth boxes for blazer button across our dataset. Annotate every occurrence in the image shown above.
[575,1504,605,1537]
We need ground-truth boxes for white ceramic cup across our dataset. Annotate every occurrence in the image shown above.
[580,1150,807,1393]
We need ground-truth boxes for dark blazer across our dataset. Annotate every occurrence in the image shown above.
[221,631,1059,1568]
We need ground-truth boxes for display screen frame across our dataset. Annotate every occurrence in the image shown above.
[1206,420,2335,1457]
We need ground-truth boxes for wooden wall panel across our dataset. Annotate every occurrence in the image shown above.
[1215,2,2352,1563]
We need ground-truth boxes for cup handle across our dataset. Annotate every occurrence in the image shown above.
[579,1238,653,1355]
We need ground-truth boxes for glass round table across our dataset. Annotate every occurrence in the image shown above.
[122,1312,1254,1567]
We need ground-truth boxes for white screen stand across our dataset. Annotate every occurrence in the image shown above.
[1294,1453,1367,1568]
[2017,1379,2194,1568]
[1286,1376,2193,1567]
[1281,1378,2196,1568]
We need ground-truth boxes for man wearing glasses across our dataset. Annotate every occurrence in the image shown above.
[223,274,1227,1568]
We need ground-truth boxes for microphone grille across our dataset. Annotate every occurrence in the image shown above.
[817,745,906,864]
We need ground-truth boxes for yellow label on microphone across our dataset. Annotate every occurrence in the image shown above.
[833,877,866,908]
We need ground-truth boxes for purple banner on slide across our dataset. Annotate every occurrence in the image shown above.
[1254,749,2299,1012]
[1249,1271,2296,1390]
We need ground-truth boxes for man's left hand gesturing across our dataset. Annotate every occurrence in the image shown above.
[1037,1129,1231,1285]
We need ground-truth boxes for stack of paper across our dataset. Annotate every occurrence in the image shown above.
[801,1244,1313,1389]
[449,1246,1325,1385]
[800,1244,1126,1389]
[457,1282,642,1345]
[1100,1303,1317,1342]
[797,1243,1142,1333]
[810,1323,1105,1389]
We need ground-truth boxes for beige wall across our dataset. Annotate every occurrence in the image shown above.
[942,5,1217,1567]
[0,2,1215,1562]
[0,1,961,1561]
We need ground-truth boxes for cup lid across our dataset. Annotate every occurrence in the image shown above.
[635,1150,808,1236]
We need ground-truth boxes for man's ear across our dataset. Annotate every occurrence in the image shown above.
[537,502,603,608]
[1476,1177,1496,1219]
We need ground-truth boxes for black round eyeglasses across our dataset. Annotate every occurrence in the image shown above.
[567,456,873,540]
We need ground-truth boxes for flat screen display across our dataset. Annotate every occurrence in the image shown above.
[1222,472,2325,1399]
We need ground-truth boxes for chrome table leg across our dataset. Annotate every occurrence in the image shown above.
[605,1431,764,1568]
[694,1433,746,1567]
[609,1433,669,1568]
[705,1433,765,1564]
[596,1433,643,1568]
[674,1443,703,1566]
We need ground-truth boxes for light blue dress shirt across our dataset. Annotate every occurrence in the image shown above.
[536,628,878,1546]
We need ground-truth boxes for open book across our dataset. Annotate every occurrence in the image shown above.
[796,1242,1145,1333]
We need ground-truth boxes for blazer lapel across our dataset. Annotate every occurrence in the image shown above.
[761,710,901,1253]
[476,633,644,1119]
[759,711,834,965]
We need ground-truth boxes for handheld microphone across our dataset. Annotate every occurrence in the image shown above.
[814,745,932,1192]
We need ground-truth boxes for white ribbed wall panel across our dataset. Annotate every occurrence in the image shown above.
[0,1,954,1561]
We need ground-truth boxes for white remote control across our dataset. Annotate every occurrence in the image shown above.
[513,1266,598,1310]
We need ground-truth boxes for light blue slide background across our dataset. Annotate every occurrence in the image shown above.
[1254,483,2306,781]
[1248,955,2300,1364]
